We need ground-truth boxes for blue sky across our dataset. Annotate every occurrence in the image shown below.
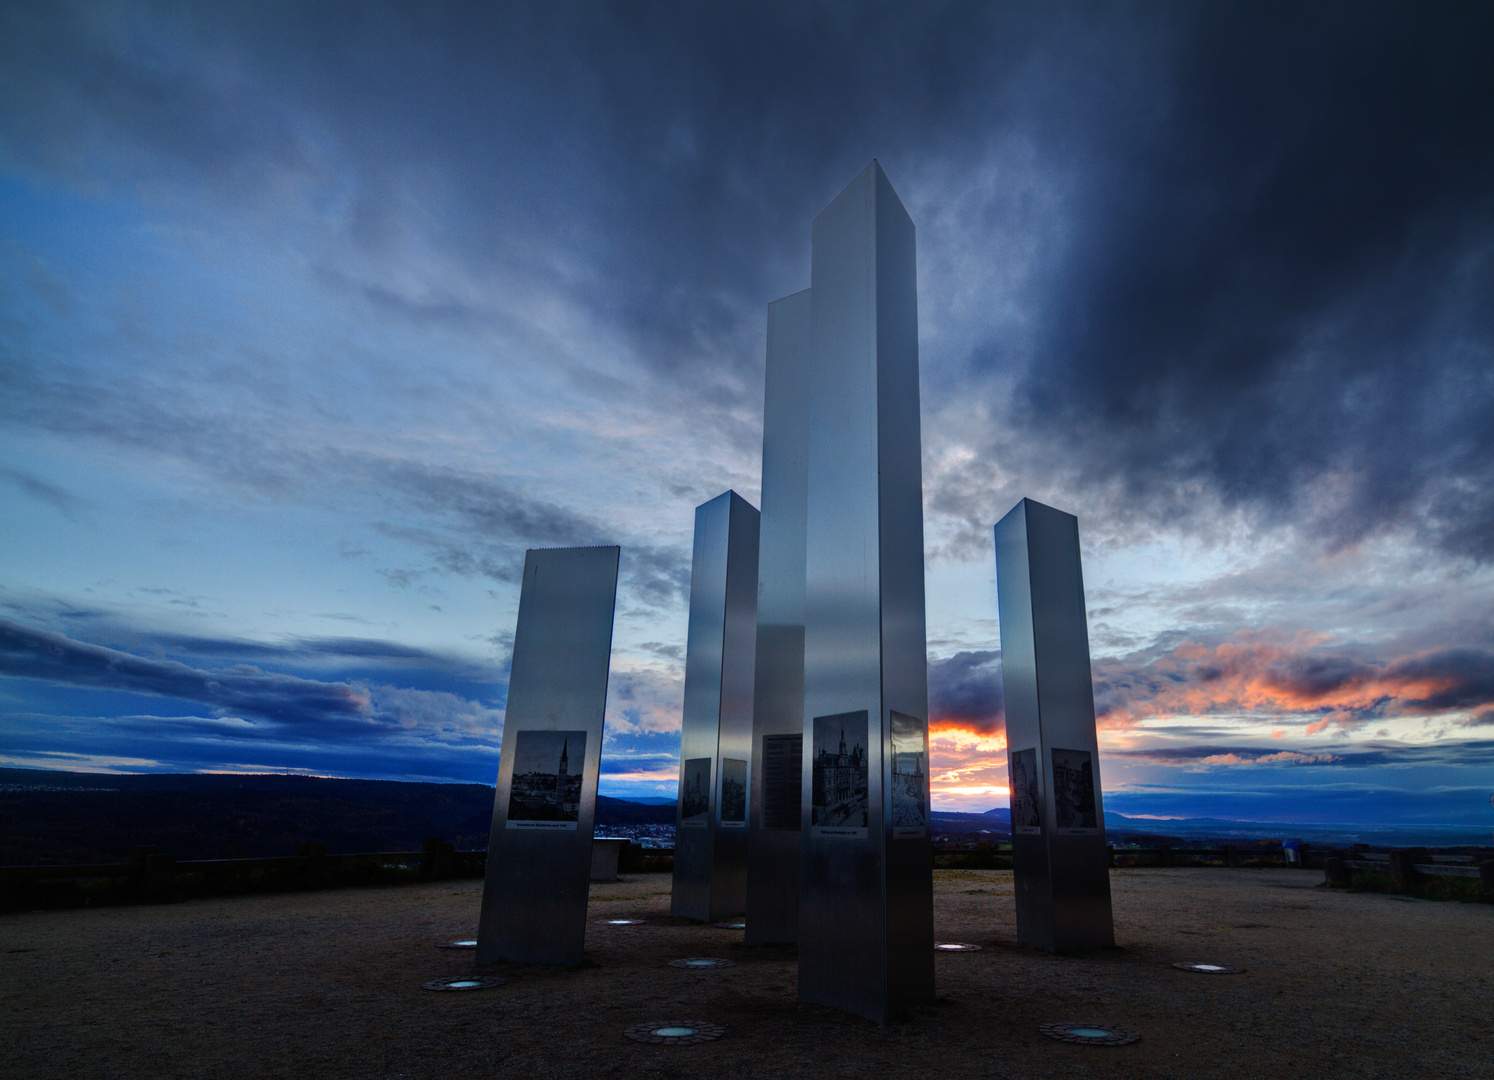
[3,2,1493,826]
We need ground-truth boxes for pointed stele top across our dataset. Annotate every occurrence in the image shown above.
[817,159,913,233]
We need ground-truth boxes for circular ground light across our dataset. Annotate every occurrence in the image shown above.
[422,975,504,991]
[624,1020,726,1045]
[1039,1022,1140,1046]
[1171,961,1244,974]
[934,942,982,952]
[436,939,477,949]
[716,921,746,929]
[668,957,736,969]
[597,918,646,926]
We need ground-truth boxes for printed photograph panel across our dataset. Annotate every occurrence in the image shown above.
[810,710,868,838]
[680,757,712,827]
[719,758,747,825]
[1051,747,1098,833]
[506,730,586,830]
[889,710,928,838]
[1009,747,1042,834]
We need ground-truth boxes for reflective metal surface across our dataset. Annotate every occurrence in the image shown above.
[800,161,933,1024]
[672,492,760,921]
[476,546,620,966]
[994,500,1114,953]
[746,288,811,946]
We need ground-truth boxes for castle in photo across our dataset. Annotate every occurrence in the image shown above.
[813,725,867,816]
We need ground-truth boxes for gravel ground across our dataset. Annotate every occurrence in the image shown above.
[2,867,1490,1079]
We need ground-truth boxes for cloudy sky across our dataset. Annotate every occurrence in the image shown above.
[3,2,1492,826]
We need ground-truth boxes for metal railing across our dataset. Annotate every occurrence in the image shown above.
[1324,848,1494,894]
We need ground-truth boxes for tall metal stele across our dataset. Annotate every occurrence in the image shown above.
[476,545,620,966]
[799,161,934,1023]
[995,499,1114,952]
[745,288,810,945]
[672,490,760,921]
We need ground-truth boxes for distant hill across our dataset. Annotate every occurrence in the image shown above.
[931,809,1010,836]
[930,804,1490,849]
[1098,810,1492,849]
[6,770,1485,863]
[0,768,670,865]
[594,795,675,825]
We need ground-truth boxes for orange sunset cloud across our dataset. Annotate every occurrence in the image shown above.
[1092,633,1494,734]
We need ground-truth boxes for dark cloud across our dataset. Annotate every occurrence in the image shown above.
[0,3,1135,400]
[1256,652,1378,700]
[369,463,614,584]
[0,617,371,728]
[929,649,1004,734]
[1382,649,1494,713]
[0,466,81,518]
[981,4,1494,560]
[624,546,693,610]
[7,2,1491,561]
[367,458,691,606]
[638,641,685,662]
[602,665,686,736]
[0,618,503,742]
[0,349,691,603]
[2,599,505,687]
[141,632,456,666]
[0,711,501,785]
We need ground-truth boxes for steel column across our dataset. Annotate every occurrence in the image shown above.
[800,161,933,1023]
[746,289,811,945]
[995,499,1114,952]
[672,491,760,921]
[476,545,620,966]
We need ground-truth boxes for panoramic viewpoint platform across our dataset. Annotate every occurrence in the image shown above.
[3,867,1489,1079]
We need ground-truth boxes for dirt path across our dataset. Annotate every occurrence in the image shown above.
[2,868,1489,1079]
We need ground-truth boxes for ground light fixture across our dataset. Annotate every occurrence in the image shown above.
[421,976,504,991]
[436,939,477,948]
[597,918,645,925]
[716,921,746,929]
[934,942,981,952]
[1171,961,1245,973]
[1039,1022,1141,1046]
[667,957,736,968]
[624,1021,726,1045]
